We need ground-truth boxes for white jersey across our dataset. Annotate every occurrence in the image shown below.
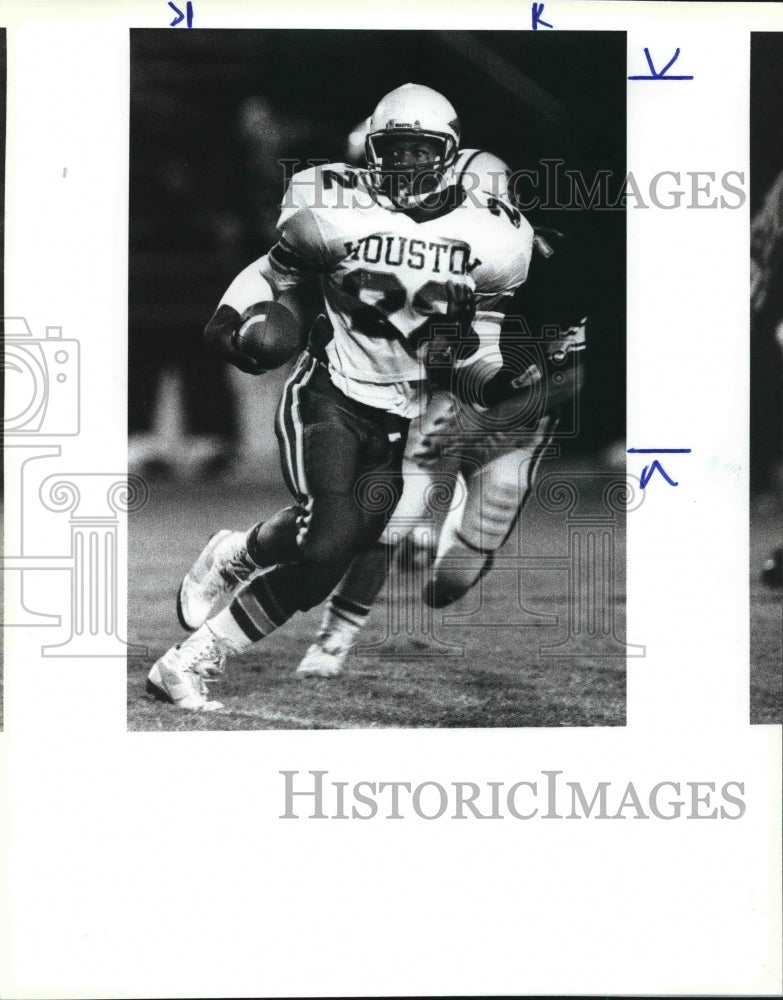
[453,148,512,200]
[262,163,533,417]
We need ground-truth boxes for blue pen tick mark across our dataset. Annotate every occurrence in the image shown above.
[532,3,553,30]
[168,1,193,27]
[628,47,693,81]
[628,448,692,488]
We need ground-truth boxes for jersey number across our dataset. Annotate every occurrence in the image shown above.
[340,270,455,340]
[487,196,522,229]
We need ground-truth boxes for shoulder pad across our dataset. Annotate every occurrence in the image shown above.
[283,162,368,212]
[470,198,534,297]
[455,149,511,200]
[469,188,529,230]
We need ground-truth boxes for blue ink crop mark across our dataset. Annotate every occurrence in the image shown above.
[639,460,678,488]
[168,1,193,27]
[628,448,691,488]
[532,3,553,30]
[628,47,693,81]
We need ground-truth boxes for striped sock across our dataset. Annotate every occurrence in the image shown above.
[214,570,293,645]
[318,593,371,647]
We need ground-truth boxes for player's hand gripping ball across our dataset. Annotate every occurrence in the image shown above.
[233,301,302,371]
[421,281,479,384]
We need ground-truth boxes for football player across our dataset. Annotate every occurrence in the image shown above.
[147,83,538,710]
[296,228,586,678]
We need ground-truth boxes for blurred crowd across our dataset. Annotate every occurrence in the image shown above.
[129,53,339,481]
[130,96,310,482]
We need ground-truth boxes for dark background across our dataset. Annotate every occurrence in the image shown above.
[750,33,783,217]
[129,29,626,457]
[749,32,783,722]
[750,32,783,490]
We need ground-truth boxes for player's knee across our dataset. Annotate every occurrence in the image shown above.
[297,485,400,568]
[296,520,360,570]
[297,532,349,568]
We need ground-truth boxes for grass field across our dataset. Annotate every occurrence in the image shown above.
[749,497,783,724]
[127,460,634,731]
[126,469,781,731]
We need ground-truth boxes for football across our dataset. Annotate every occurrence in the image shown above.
[235,301,302,370]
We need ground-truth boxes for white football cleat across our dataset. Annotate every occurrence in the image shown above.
[177,529,258,631]
[146,625,237,710]
[296,637,351,678]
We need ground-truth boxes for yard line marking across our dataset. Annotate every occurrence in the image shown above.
[212,703,389,729]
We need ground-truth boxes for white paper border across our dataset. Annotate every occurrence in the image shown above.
[2,2,782,997]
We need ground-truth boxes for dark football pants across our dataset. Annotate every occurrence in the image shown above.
[236,355,409,634]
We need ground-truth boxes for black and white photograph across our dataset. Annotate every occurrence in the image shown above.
[2,3,781,997]
[126,29,628,730]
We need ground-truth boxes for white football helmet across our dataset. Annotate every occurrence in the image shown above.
[365,83,461,207]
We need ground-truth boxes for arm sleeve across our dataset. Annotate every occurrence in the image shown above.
[219,258,275,312]
[203,167,334,372]
[263,167,332,292]
[444,212,535,400]
[462,208,535,372]
[473,211,535,312]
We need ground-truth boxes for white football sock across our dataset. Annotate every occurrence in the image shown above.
[318,594,370,648]
[207,606,256,651]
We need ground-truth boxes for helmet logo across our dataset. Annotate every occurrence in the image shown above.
[385,119,422,131]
